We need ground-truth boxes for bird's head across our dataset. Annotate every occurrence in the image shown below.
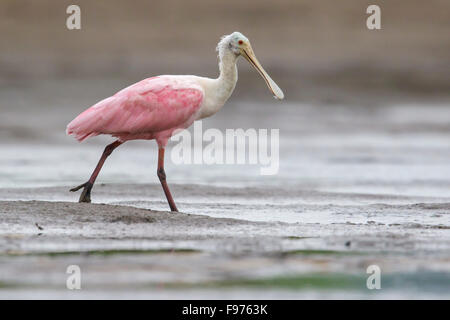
[218,32,284,100]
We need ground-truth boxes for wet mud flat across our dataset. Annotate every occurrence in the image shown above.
[1,86,449,299]
[0,185,449,299]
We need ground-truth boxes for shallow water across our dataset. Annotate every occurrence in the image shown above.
[1,199,449,299]
[2,93,450,223]
[1,100,450,225]
[1,79,449,299]
[2,84,450,196]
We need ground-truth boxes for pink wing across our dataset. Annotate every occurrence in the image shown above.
[66,76,204,143]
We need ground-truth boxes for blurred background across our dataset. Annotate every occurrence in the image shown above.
[1,0,449,101]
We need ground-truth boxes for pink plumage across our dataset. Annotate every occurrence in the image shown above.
[67,76,204,147]
[67,32,284,211]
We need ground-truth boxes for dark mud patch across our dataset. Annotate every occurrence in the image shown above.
[284,236,315,240]
[403,223,450,230]
[410,203,450,210]
[3,248,201,257]
[108,215,156,224]
[166,273,364,290]
[281,249,363,257]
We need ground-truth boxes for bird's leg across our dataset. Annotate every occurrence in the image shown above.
[157,147,178,212]
[70,140,123,203]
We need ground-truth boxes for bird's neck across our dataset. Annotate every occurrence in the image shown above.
[216,50,238,100]
[196,50,238,120]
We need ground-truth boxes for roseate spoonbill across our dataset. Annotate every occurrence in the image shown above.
[67,32,284,211]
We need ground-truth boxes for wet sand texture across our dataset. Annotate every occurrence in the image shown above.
[0,185,449,299]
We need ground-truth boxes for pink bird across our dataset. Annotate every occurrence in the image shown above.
[67,32,284,211]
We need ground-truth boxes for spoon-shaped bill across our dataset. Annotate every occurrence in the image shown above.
[242,46,284,100]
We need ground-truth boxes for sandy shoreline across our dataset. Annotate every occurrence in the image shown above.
[1,99,449,298]
[0,184,449,299]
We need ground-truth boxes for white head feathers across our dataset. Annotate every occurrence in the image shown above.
[216,32,248,60]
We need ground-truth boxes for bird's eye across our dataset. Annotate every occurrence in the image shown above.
[238,40,243,45]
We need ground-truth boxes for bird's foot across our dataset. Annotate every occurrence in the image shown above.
[70,182,93,203]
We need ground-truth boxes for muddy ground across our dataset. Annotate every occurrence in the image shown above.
[0,183,449,299]
[1,91,449,299]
